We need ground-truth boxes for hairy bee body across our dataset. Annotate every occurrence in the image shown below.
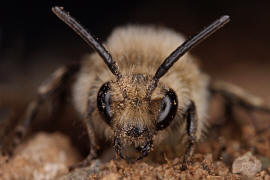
[72,25,210,160]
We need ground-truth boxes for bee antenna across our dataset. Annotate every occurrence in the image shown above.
[52,6,121,78]
[146,15,230,98]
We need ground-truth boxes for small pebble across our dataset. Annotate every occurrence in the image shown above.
[232,152,262,177]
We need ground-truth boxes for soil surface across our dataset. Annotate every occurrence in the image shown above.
[1,107,270,180]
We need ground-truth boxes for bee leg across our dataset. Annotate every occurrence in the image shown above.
[68,124,99,171]
[0,63,80,155]
[69,101,100,171]
[210,80,270,113]
[181,101,198,170]
[210,80,270,128]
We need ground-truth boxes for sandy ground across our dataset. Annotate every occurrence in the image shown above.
[1,122,270,179]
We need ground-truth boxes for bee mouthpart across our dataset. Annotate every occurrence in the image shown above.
[136,140,153,160]
[113,137,153,161]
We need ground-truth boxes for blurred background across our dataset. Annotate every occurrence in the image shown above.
[0,0,270,154]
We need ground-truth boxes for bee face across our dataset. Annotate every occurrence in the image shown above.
[52,7,230,162]
[97,74,178,160]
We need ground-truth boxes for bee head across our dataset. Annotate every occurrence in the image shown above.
[97,74,178,160]
[52,6,230,160]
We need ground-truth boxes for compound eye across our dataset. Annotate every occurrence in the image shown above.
[156,89,178,130]
[97,82,112,125]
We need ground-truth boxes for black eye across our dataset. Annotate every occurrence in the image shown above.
[156,89,178,130]
[97,82,112,125]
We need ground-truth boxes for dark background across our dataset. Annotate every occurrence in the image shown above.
[1,0,270,98]
[0,0,270,156]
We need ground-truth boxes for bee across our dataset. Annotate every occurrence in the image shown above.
[2,6,270,171]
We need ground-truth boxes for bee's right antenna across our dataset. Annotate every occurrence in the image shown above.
[52,6,122,79]
[146,15,230,98]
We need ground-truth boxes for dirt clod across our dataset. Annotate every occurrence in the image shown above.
[0,133,80,180]
[232,151,262,177]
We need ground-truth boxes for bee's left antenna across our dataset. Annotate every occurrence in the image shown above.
[146,15,230,98]
[52,6,121,78]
